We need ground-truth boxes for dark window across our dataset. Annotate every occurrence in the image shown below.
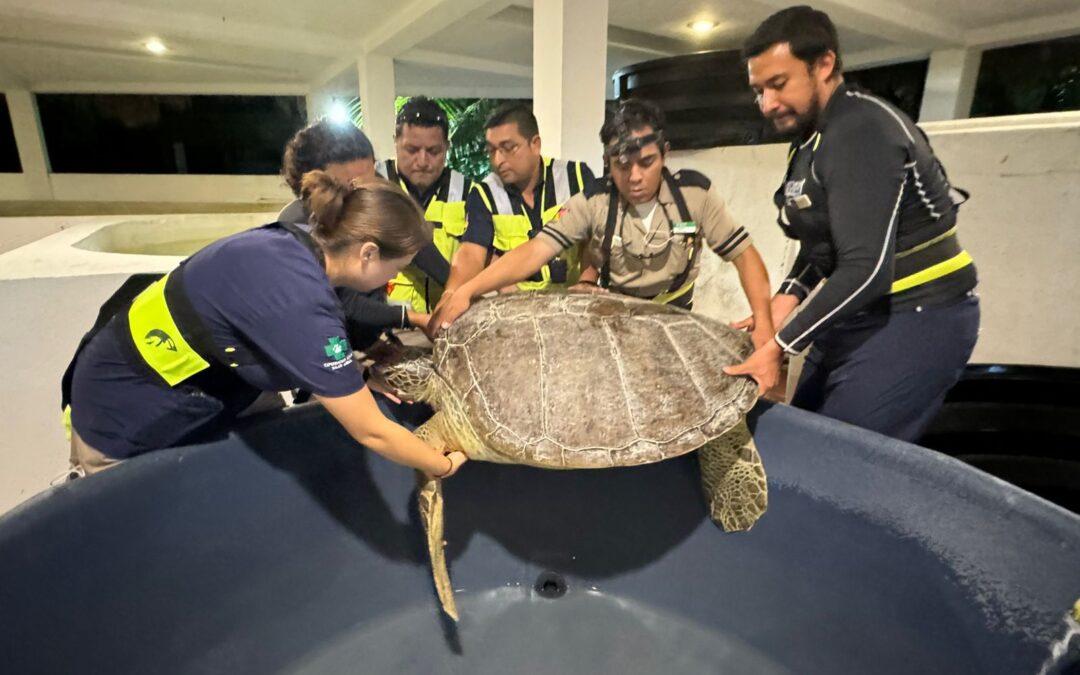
[845,59,930,122]
[37,94,306,174]
[614,50,779,149]
[613,52,932,148]
[972,35,1080,117]
[0,95,21,173]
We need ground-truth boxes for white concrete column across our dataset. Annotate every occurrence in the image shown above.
[5,90,52,199]
[532,0,609,171]
[357,53,397,161]
[919,48,982,122]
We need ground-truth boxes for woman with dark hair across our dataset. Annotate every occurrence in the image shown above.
[279,117,378,223]
[63,172,468,479]
[279,118,443,344]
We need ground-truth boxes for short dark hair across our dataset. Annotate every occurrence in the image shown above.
[600,98,667,148]
[395,96,449,140]
[742,6,843,74]
[281,119,374,196]
[484,102,539,140]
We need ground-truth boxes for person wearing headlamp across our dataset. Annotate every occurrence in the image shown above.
[428,99,781,394]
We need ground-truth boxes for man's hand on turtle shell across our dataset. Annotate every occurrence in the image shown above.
[730,315,755,331]
[407,310,431,333]
[724,340,783,396]
[427,288,473,339]
[568,282,609,294]
[732,294,800,338]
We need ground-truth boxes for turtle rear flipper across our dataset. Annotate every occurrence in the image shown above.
[698,419,768,532]
[417,472,458,621]
[415,413,459,621]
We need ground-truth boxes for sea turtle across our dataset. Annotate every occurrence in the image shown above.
[371,292,767,620]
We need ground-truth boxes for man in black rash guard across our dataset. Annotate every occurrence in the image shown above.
[726,6,980,441]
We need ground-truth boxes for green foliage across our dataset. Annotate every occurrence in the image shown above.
[441,98,505,182]
[345,96,508,181]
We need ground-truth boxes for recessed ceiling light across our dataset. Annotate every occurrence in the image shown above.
[145,39,167,55]
[688,20,717,33]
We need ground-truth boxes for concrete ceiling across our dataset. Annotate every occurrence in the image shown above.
[0,0,1076,99]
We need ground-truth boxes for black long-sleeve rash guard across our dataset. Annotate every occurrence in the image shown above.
[772,83,976,354]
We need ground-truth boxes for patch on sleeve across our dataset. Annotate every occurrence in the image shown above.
[322,336,355,371]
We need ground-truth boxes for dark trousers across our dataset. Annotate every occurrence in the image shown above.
[790,294,980,442]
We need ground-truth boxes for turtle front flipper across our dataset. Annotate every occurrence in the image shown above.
[415,413,459,621]
[698,419,768,532]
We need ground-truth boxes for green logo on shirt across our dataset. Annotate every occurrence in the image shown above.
[324,336,349,359]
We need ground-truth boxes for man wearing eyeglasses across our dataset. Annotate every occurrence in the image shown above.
[436,102,596,307]
[375,97,471,322]
[430,99,781,394]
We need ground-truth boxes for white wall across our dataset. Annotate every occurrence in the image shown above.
[0,216,88,255]
[925,114,1080,366]
[0,274,132,514]
[0,174,293,204]
[680,111,1080,368]
[0,174,51,203]
[0,175,292,253]
[665,144,795,327]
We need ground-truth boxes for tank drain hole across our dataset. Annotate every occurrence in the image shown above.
[534,571,567,599]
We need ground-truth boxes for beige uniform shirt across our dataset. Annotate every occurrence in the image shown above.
[538,170,752,299]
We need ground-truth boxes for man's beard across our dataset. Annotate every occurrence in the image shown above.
[770,87,823,142]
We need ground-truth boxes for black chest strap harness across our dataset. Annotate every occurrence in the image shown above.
[599,167,701,300]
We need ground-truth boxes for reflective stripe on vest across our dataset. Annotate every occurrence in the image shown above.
[652,279,695,306]
[125,222,318,387]
[127,273,212,386]
[376,160,468,236]
[478,156,584,291]
[780,133,973,297]
[378,159,469,311]
[891,250,973,294]
[889,224,973,294]
[427,170,468,238]
[61,221,318,409]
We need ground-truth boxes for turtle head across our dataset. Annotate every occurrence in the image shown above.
[366,341,435,402]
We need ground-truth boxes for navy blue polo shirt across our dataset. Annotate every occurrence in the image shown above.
[70,224,365,458]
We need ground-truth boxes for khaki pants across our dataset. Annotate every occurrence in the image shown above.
[69,430,122,476]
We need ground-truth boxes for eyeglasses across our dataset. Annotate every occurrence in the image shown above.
[485,141,522,159]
